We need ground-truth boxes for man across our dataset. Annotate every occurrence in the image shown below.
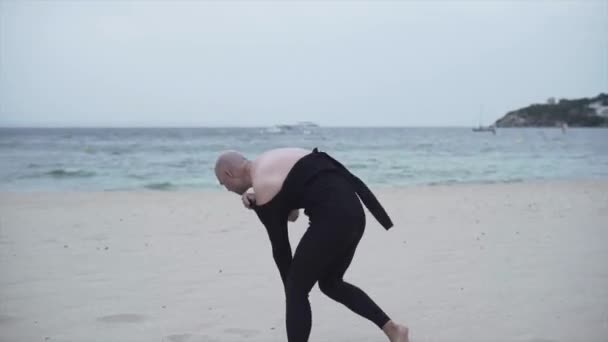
[215,147,409,342]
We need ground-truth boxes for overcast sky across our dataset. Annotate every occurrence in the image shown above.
[1,0,606,127]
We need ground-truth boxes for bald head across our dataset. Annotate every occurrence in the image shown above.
[214,151,251,194]
[215,151,247,175]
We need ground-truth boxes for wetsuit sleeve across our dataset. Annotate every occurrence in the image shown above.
[253,208,292,286]
[319,151,394,230]
[345,172,394,229]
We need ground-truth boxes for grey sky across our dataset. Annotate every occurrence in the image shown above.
[1,1,606,127]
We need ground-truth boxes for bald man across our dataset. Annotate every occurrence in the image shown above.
[215,147,409,342]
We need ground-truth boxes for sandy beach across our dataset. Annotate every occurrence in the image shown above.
[1,181,607,342]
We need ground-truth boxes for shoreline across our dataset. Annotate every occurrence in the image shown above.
[2,177,608,195]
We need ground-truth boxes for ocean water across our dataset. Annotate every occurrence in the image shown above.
[0,127,607,192]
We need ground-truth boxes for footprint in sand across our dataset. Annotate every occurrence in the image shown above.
[165,334,219,342]
[223,328,260,337]
[97,313,146,323]
[0,314,19,325]
[165,333,192,342]
[85,234,108,242]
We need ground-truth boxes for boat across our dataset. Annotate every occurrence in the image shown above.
[265,121,320,134]
[295,121,320,128]
[472,125,496,134]
[264,126,284,134]
[472,105,496,134]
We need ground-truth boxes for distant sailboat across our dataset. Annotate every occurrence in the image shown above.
[472,125,496,134]
[472,105,496,134]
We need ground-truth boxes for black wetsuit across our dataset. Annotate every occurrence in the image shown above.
[252,148,394,342]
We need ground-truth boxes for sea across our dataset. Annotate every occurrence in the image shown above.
[1,127,607,192]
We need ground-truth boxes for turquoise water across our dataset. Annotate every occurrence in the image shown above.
[1,127,607,191]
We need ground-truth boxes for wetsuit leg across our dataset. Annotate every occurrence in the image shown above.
[284,219,342,342]
[317,222,391,329]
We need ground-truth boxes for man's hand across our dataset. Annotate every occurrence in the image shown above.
[242,192,256,209]
[288,209,299,222]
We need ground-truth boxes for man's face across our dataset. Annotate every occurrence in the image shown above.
[217,169,248,195]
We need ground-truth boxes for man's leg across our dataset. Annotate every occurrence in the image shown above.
[317,224,409,342]
[285,222,342,342]
[317,224,391,329]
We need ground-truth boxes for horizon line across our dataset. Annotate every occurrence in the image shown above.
[0,124,487,129]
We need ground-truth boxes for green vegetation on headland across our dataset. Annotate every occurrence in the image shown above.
[495,93,608,127]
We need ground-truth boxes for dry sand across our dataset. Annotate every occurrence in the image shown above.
[1,181,607,342]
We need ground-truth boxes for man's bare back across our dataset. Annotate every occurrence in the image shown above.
[250,147,311,206]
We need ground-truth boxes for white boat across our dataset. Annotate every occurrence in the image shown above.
[295,121,320,128]
[264,126,284,134]
[265,122,320,134]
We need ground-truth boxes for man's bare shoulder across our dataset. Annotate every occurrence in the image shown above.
[250,147,312,205]
[252,148,310,170]
[255,147,310,161]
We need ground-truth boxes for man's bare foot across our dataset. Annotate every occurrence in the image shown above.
[382,320,409,342]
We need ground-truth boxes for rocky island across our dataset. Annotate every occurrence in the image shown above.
[495,93,608,127]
